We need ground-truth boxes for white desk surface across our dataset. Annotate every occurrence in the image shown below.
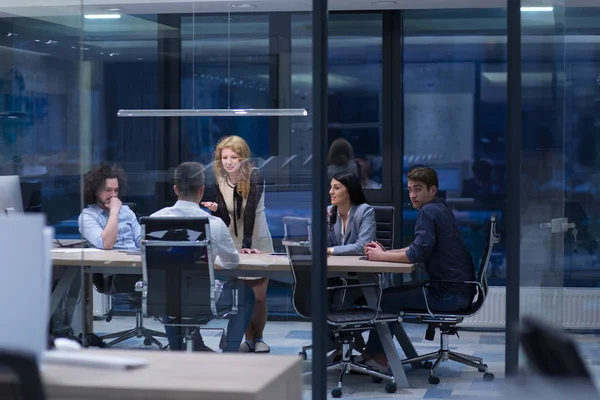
[42,349,302,400]
[51,251,414,274]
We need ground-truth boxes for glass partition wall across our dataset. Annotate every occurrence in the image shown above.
[514,0,600,379]
[3,0,600,398]
[0,3,86,338]
[79,2,323,399]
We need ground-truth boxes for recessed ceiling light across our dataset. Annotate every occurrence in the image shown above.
[84,13,121,19]
[105,8,121,11]
[520,6,553,12]
[231,3,257,8]
[371,0,397,4]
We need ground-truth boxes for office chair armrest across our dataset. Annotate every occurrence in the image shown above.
[213,288,238,319]
[420,280,483,318]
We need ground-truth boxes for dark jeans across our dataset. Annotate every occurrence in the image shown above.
[365,285,473,356]
[164,279,255,352]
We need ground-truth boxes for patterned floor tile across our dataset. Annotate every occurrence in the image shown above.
[423,388,453,398]
[286,330,313,339]
[91,316,600,400]
[478,335,506,345]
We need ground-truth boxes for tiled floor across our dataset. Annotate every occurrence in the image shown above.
[94,317,600,399]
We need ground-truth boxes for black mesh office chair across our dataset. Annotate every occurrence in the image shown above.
[372,206,395,250]
[0,351,45,399]
[398,215,499,384]
[138,217,238,352]
[282,216,399,398]
[86,203,168,349]
[91,274,167,348]
[520,316,593,382]
[372,206,395,288]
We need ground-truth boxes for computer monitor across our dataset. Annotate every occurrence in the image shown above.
[435,167,462,192]
[0,175,24,213]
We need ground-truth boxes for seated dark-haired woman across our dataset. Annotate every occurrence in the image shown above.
[327,171,376,256]
[325,171,376,314]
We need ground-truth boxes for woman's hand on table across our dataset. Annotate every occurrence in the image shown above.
[241,248,263,254]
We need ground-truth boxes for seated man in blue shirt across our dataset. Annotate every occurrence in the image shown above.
[363,167,476,368]
[78,164,140,250]
[151,162,254,352]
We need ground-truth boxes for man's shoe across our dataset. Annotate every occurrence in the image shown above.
[254,341,271,353]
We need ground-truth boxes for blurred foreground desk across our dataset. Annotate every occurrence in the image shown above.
[42,350,302,400]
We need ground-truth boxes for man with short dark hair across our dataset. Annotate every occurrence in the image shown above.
[363,167,476,367]
[79,164,140,250]
[151,162,253,352]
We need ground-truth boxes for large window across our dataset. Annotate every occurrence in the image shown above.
[292,13,384,191]
[0,15,84,226]
[403,9,508,283]
[180,15,271,165]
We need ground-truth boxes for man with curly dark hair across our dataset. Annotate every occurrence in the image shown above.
[78,163,140,250]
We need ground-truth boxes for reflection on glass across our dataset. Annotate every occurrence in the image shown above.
[292,13,384,190]
[403,9,507,285]
[180,15,271,163]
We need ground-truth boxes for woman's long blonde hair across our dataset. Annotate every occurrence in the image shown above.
[213,135,253,198]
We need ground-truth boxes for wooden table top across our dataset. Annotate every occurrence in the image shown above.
[50,250,414,274]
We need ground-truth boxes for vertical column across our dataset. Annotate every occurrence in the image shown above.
[311,0,328,398]
[505,0,522,376]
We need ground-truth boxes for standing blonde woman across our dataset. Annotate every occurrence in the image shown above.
[202,135,274,353]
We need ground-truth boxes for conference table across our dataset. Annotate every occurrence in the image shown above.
[51,250,418,387]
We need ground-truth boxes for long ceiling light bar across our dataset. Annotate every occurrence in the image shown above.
[117,109,308,117]
[84,13,122,19]
[520,7,553,12]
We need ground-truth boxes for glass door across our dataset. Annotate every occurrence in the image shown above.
[518,2,569,329]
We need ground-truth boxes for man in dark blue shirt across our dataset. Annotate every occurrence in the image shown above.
[362,167,476,368]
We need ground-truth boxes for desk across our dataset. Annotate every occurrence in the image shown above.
[42,349,302,400]
[50,251,417,387]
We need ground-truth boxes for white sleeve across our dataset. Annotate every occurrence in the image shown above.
[213,220,239,269]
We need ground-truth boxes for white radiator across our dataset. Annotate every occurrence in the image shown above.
[462,287,600,329]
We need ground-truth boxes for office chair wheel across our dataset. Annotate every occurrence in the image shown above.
[372,376,383,383]
[478,364,488,373]
[483,372,494,381]
[299,351,308,360]
[385,383,397,393]
[105,309,113,323]
[331,388,342,398]
[143,339,152,346]
[422,361,433,369]
[428,376,440,385]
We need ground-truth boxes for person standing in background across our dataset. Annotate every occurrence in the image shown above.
[202,135,274,353]
[327,138,360,182]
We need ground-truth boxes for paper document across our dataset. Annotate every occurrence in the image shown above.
[51,248,104,253]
